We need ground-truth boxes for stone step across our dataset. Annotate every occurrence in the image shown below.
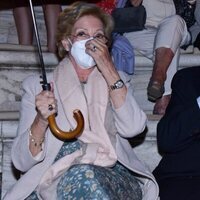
[1,45,200,113]
[1,140,17,199]
[0,47,157,113]
[0,113,161,139]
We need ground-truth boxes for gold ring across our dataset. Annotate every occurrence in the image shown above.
[48,104,53,111]
[92,46,97,52]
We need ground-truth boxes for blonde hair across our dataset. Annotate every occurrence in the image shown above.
[56,1,114,59]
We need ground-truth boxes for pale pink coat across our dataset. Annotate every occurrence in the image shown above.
[3,58,159,200]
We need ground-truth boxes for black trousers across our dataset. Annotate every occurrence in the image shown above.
[158,176,200,200]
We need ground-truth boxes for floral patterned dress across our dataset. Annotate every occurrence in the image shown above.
[26,140,142,200]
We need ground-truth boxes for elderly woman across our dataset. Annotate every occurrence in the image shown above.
[4,2,158,200]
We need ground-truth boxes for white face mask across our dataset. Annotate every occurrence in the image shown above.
[69,38,96,69]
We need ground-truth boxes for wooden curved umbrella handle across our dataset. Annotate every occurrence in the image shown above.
[48,109,84,140]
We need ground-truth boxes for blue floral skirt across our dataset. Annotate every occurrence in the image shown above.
[26,140,142,200]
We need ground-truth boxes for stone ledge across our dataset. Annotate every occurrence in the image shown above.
[135,53,200,68]
[0,43,48,52]
[0,50,58,67]
[0,112,19,121]
[0,111,160,139]
[0,44,199,68]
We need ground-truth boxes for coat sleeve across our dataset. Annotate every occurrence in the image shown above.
[11,75,48,172]
[157,67,200,153]
[111,71,147,138]
[157,100,200,153]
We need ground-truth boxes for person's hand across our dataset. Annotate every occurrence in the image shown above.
[85,37,116,77]
[35,83,57,123]
[85,37,127,110]
[130,0,143,7]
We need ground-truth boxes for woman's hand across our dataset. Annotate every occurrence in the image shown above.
[35,86,57,122]
[29,84,57,156]
[85,38,127,109]
[85,37,119,83]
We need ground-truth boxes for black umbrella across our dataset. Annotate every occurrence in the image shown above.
[28,0,84,140]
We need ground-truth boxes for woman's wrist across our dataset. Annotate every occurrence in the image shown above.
[35,114,49,128]
[29,115,48,156]
[100,64,121,86]
[30,114,48,140]
[29,129,45,150]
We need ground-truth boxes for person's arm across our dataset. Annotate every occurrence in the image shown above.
[85,36,147,137]
[86,37,128,109]
[156,67,200,153]
[11,75,56,172]
[29,84,57,157]
[111,71,147,138]
[99,65,147,137]
[157,96,200,153]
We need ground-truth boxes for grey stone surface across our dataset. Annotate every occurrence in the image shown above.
[2,121,18,139]
[1,140,19,199]
[0,8,47,45]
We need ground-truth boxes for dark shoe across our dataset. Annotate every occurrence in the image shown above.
[194,32,200,50]
[153,94,171,115]
[147,80,165,102]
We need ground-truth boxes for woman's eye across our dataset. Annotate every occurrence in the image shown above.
[94,34,108,43]
[76,32,87,38]
[95,34,104,39]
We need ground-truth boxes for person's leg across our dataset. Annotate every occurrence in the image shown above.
[149,15,191,114]
[42,4,62,53]
[13,6,33,45]
[158,177,200,200]
[57,163,142,200]
[147,47,174,102]
[152,50,180,114]
[124,28,155,59]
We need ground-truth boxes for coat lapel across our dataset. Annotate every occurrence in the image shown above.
[53,58,89,130]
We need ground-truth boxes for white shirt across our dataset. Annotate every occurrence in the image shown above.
[197,96,200,108]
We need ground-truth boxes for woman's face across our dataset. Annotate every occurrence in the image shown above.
[64,15,107,78]
[70,15,106,43]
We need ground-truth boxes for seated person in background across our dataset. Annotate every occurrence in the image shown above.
[3,2,159,199]
[153,66,200,200]
[190,0,200,50]
[174,0,200,50]
[13,0,62,53]
[123,0,191,115]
